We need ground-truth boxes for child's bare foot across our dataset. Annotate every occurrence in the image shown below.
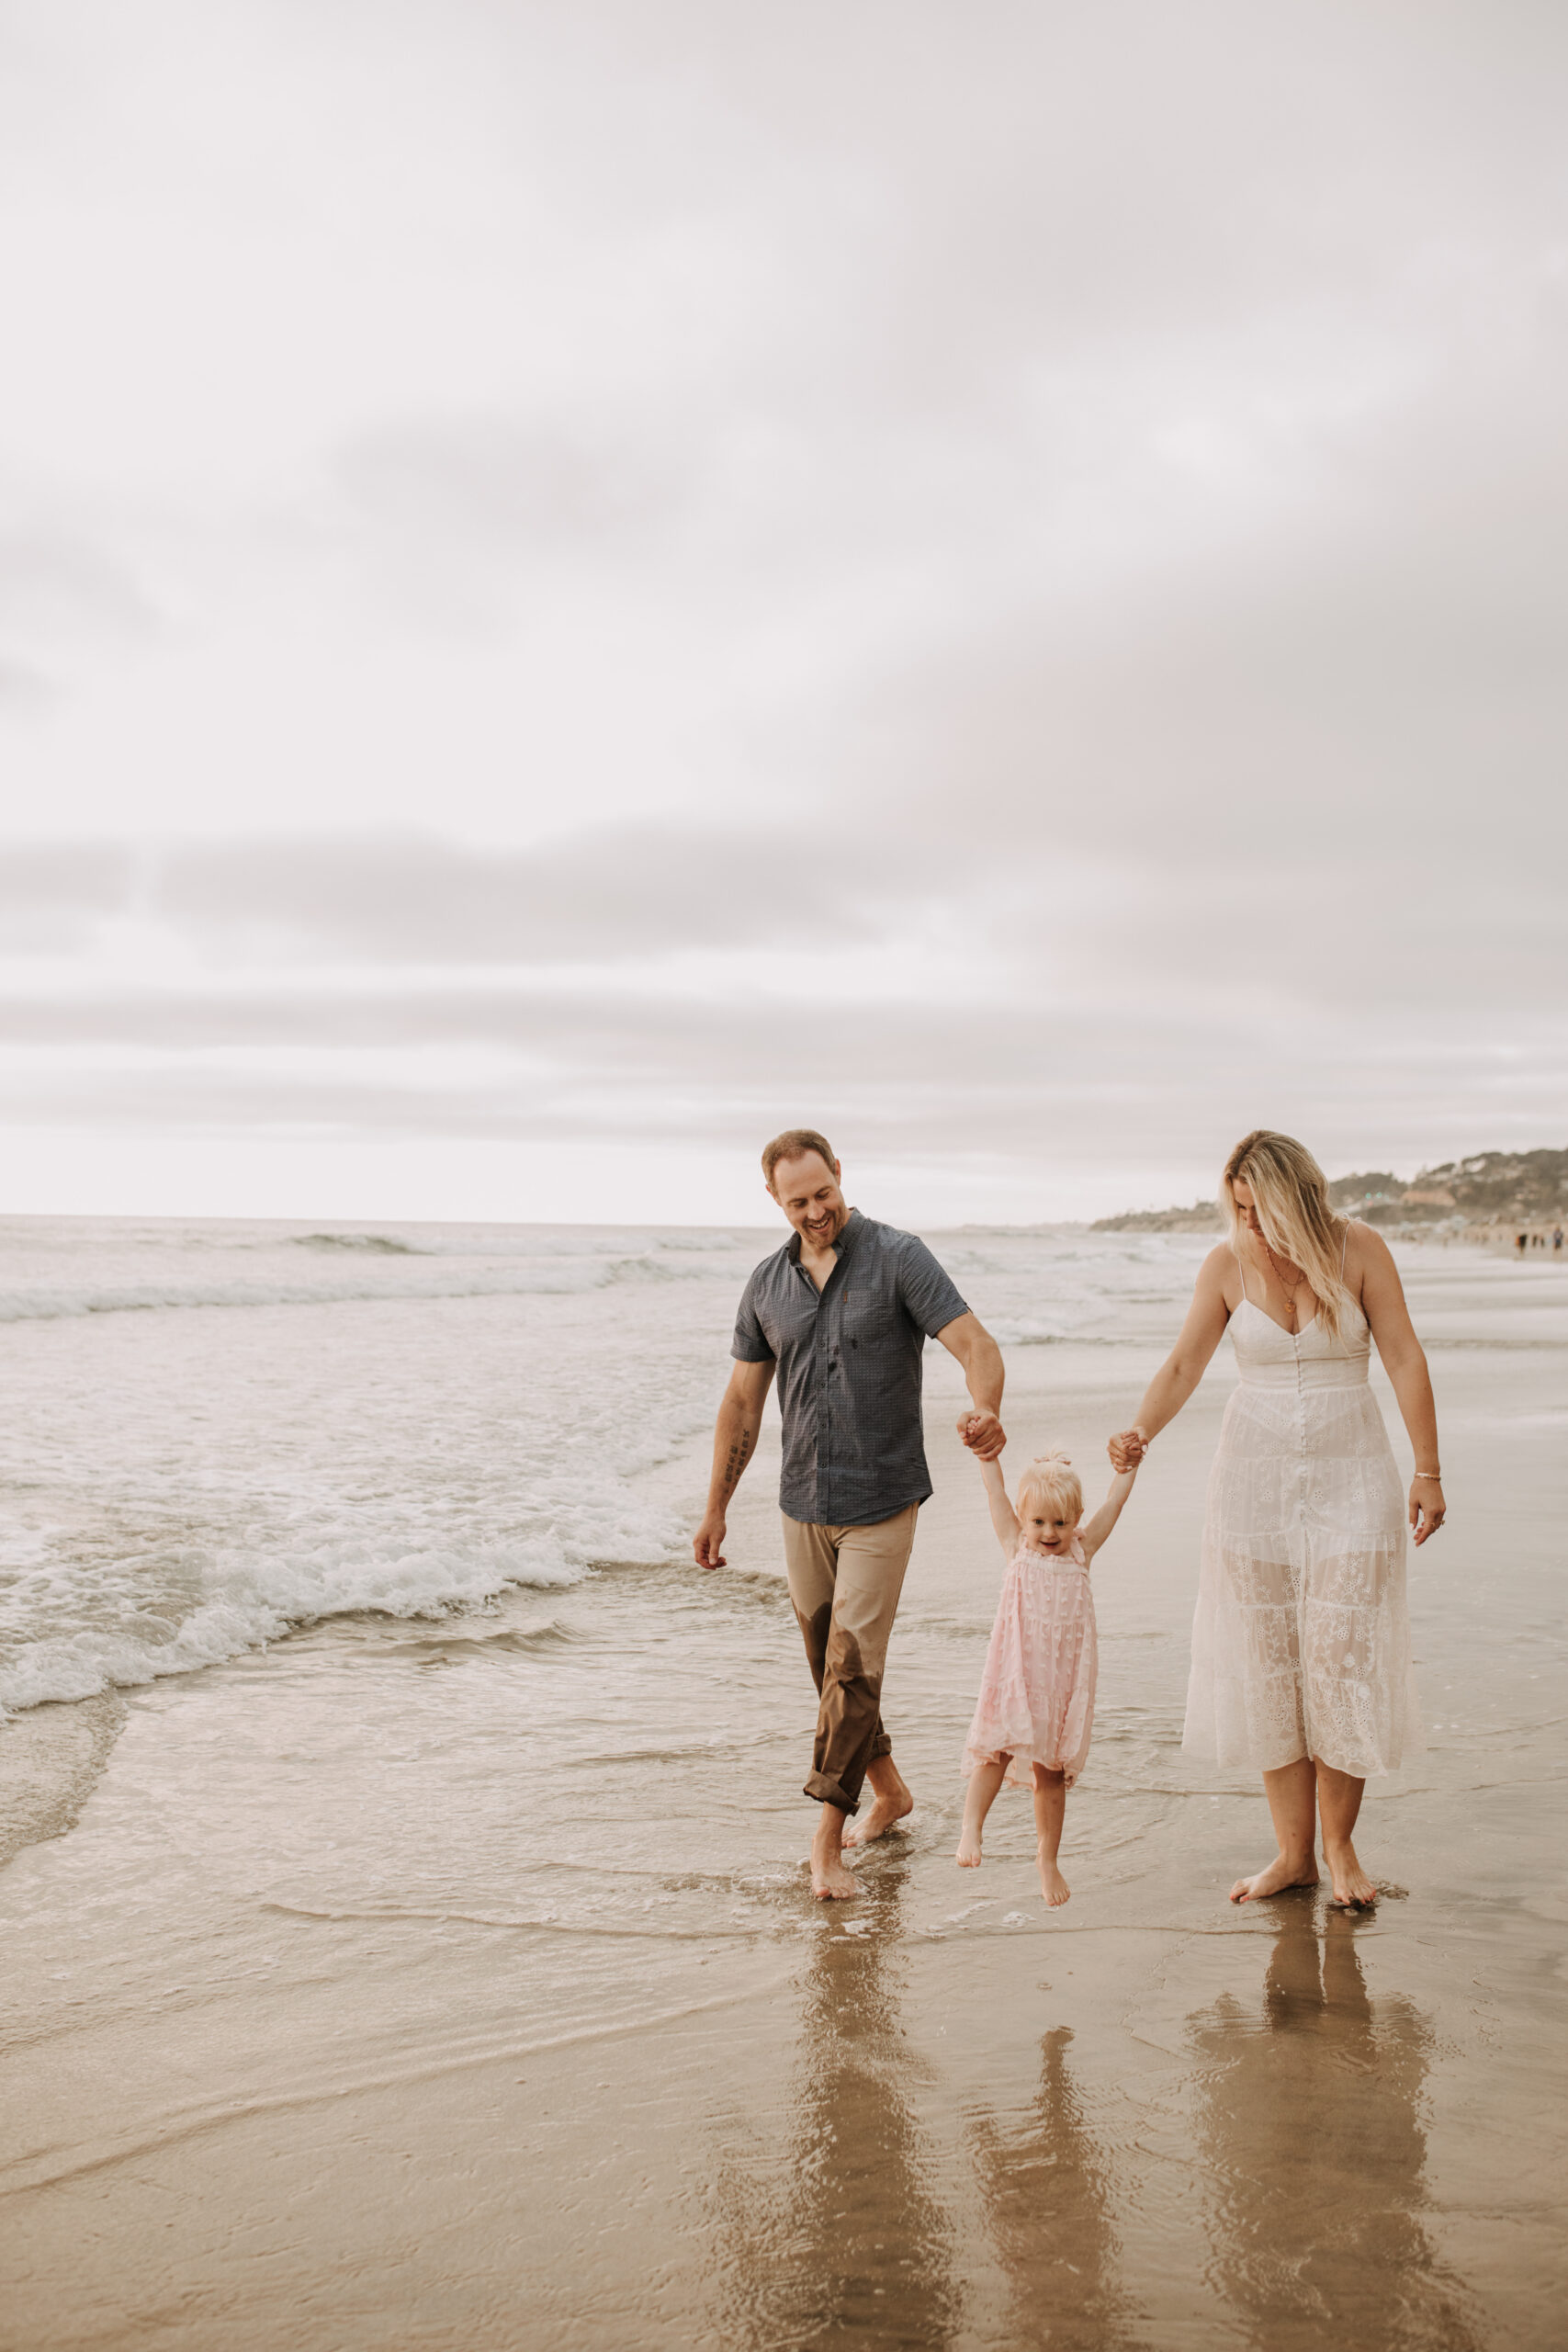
[843,1766,913,1848]
[1229,1851,1319,1904]
[809,1813,857,1900]
[956,1825,983,1868]
[1037,1851,1070,1906]
[1324,1838,1377,1906]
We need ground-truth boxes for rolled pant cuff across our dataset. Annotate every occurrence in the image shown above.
[804,1770,860,1814]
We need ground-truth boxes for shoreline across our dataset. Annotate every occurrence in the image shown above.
[0,1691,127,1876]
[0,1231,1554,1884]
[2,1239,1563,2346]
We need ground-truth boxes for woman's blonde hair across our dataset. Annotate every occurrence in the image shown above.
[1014,1450,1084,1524]
[1222,1129,1353,1339]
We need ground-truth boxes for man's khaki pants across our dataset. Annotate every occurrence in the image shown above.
[781,1503,919,1815]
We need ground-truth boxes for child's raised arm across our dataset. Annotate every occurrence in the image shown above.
[974,1450,1021,1558]
[1080,1464,1138,1565]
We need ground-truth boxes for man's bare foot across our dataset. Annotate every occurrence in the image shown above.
[956,1825,983,1868]
[1324,1838,1377,1907]
[1229,1852,1320,1904]
[811,1851,857,1898]
[1037,1852,1070,1907]
[809,1814,858,1900]
[843,1769,914,1849]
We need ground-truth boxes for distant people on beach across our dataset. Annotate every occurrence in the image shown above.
[1517,1230,1529,1255]
[1109,1130,1445,1910]
[954,1443,1138,1905]
[693,1129,1007,1901]
[1555,1227,1563,1253]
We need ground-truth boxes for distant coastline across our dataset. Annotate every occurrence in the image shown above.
[1092,1146,1568,1243]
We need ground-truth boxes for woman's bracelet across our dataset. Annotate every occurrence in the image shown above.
[1412,1468,1443,1481]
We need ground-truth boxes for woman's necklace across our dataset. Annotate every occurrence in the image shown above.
[1260,1237,1307,1324]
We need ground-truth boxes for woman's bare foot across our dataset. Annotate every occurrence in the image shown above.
[843,1766,914,1849]
[956,1825,983,1868]
[1037,1851,1070,1907]
[1229,1851,1319,1904]
[809,1813,858,1900]
[1324,1838,1377,1906]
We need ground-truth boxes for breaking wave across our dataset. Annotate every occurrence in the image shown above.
[0,1255,735,1325]
[293,1233,426,1256]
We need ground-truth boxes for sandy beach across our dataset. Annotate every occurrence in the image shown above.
[1,1232,1564,2349]
[7,6,1568,2341]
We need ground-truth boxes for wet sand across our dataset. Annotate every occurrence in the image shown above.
[0,1691,125,1873]
[2,1250,1564,2348]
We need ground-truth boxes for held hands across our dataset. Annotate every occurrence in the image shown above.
[1107,1426,1148,1473]
[1408,1478,1446,1545]
[693,1511,728,1571]
[957,1409,1007,1461]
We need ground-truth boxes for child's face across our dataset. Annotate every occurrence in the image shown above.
[1022,1507,1078,1555]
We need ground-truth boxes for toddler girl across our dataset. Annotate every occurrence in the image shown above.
[956,1438,1137,1905]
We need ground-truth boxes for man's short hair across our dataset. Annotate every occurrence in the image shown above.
[762,1128,838,1190]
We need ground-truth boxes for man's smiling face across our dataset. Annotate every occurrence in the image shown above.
[769,1151,850,1251]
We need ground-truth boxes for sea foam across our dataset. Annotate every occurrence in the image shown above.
[0,1214,1215,1719]
[0,1216,762,1716]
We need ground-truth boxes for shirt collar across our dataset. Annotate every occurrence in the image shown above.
[785,1205,862,1265]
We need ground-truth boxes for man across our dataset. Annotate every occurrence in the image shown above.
[693,1129,1006,1900]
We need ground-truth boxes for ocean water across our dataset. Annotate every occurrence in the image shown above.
[0,1214,1217,1719]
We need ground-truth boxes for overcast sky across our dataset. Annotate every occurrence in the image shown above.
[3,0,1565,1225]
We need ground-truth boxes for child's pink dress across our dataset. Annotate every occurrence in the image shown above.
[963,1535,1098,1790]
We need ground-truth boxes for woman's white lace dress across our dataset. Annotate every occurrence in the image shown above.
[1183,1247,1422,1777]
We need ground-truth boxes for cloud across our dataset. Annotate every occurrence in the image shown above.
[0,514,160,703]
[2,794,1562,1194]
[0,524,157,640]
[1,970,1560,1205]
[0,842,137,951]
[1,2,1565,1214]
[326,410,706,629]
[0,829,983,964]
[334,412,695,551]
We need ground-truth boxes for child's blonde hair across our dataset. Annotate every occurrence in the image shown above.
[1014,1450,1083,1524]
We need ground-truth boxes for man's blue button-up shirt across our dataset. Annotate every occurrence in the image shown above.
[730,1208,969,1527]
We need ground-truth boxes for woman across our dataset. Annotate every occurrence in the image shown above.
[1110,1131,1445,1907]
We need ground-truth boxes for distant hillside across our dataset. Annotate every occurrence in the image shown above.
[1092,1198,1223,1233]
[1380,1148,1568,1226]
[1092,1148,1568,1234]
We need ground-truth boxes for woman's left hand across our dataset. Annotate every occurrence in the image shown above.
[1409,1478,1446,1544]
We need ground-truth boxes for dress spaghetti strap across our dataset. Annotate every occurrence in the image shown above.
[1340,1219,1352,1277]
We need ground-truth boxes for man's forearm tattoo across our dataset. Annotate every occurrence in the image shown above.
[720,1428,753,1497]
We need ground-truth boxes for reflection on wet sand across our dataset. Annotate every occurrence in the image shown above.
[967,2023,1140,2351]
[1190,1906,1482,2352]
[707,1872,960,2350]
